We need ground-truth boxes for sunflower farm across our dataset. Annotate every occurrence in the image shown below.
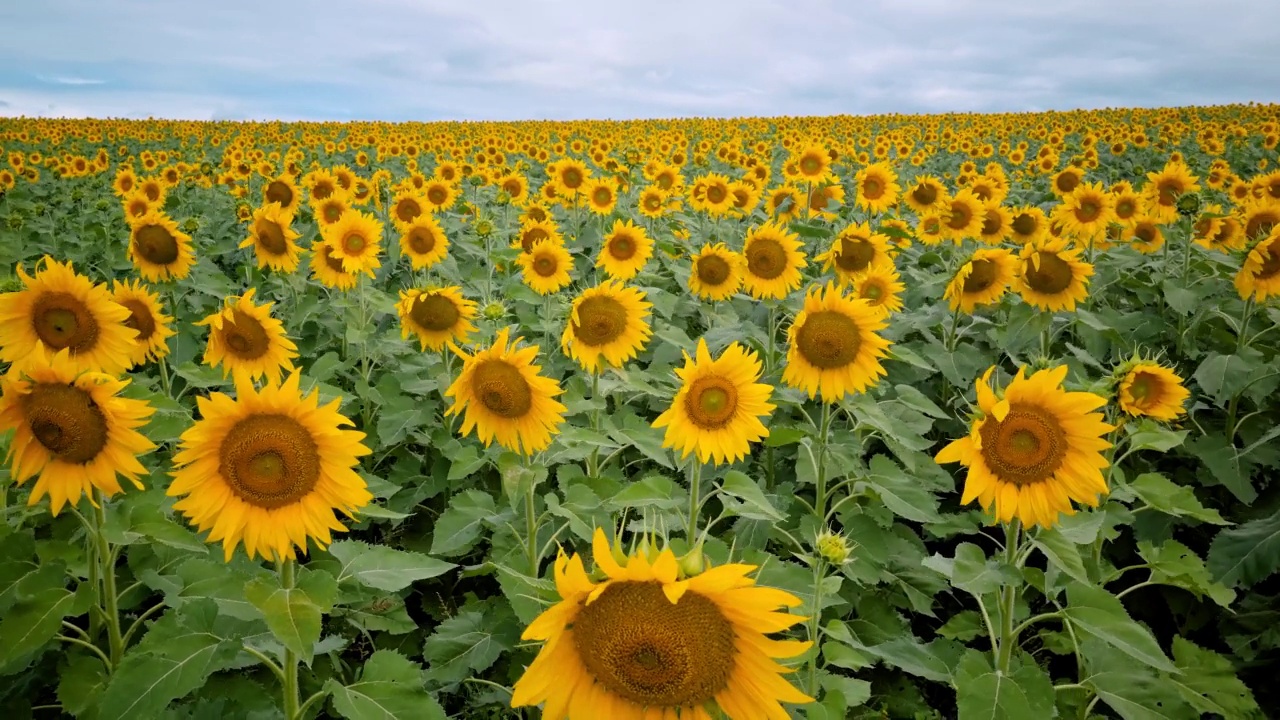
[0,105,1278,719]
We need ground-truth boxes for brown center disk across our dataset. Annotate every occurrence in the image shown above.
[134,224,180,265]
[24,383,108,464]
[1023,253,1074,294]
[795,310,860,369]
[120,299,157,342]
[683,376,739,429]
[32,291,100,351]
[977,404,1067,486]
[571,296,628,346]
[745,238,787,280]
[471,360,533,418]
[221,309,271,359]
[218,413,320,509]
[410,293,460,332]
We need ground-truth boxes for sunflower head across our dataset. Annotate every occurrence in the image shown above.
[688,243,743,302]
[321,208,383,275]
[196,288,299,386]
[1016,237,1094,312]
[111,279,175,367]
[1112,357,1189,422]
[1233,226,1280,301]
[741,221,807,300]
[945,247,1018,314]
[128,210,196,282]
[517,239,574,295]
[511,527,813,719]
[396,286,477,352]
[399,214,450,271]
[782,282,891,402]
[562,280,653,374]
[936,365,1114,529]
[820,224,890,281]
[239,202,302,273]
[596,219,653,281]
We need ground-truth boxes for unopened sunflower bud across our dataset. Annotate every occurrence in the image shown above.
[482,301,507,320]
[815,529,851,565]
[677,546,705,577]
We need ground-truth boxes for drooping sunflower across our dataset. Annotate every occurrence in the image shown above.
[517,240,574,295]
[853,161,901,214]
[321,208,383,275]
[444,327,567,455]
[805,182,845,220]
[1116,361,1189,421]
[262,173,301,214]
[1008,206,1048,245]
[935,365,1114,529]
[1125,217,1165,254]
[111,279,175,367]
[596,219,653,281]
[196,288,298,386]
[652,338,775,465]
[977,202,1013,245]
[688,243,743,302]
[168,372,372,562]
[390,188,427,232]
[765,184,806,222]
[904,175,947,214]
[0,349,154,516]
[399,214,450,270]
[1142,160,1200,224]
[1234,227,1280,301]
[128,210,196,282]
[310,238,361,290]
[1016,237,1094,312]
[562,281,653,374]
[513,219,563,253]
[240,203,302,273]
[741,221,807,300]
[941,189,985,242]
[818,223,892,283]
[945,247,1019,314]
[510,528,813,720]
[396,286,477,352]
[851,260,905,317]
[0,257,137,375]
[782,283,891,402]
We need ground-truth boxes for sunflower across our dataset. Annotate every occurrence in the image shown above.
[1008,206,1049,245]
[497,172,529,204]
[262,173,301,214]
[793,143,831,181]
[851,260,905,317]
[1116,361,1189,421]
[805,182,845,220]
[1056,182,1114,240]
[584,178,618,215]
[688,243,744,302]
[596,219,653,281]
[196,288,298,386]
[1050,167,1084,197]
[691,173,735,217]
[945,248,1019,314]
[1016,237,1093,312]
[111,279,175,367]
[422,179,458,212]
[510,528,813,720]
[321,209,383,275]
[396,286,477,352]
[514,220,564,253]
[853,162,901,214]
[1142,160,1200,224]
[0,257,137,375]
[399,214,450,270]
[444,327,567,455]
[977,202,1013,245]
[553,159,591,199]
[112,166,137,197]
[121,189,158,222]
[741,221,807,300]
[904,175,947,214]
[637,185,669,219]
[1110,183,1142,228]
[765,184,806,222]
[935,365,1114,529]
[782,283,891,402]
[1239,200,1280,243]
[1125,217,1164,254]
[310,239,361,290]
[818,223,892,283]
[941,189,984,242]
[390,188,427,232]
[0,349,153,516]
[138,176,166,204]
[517,240,574,295]
[168,372,372,562]
[916,212,947,245]
[239,203,302,273]
[128,210,196,282]
[1194,205,1245,253]
[305,169,342,205]
[562,281,653,374]
[651,339,775,465]
[314,195,350,228]
[1234,227,1280,301]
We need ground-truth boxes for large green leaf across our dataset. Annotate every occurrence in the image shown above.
[325,650,446,720]
[328,540,455,592]
[1168,636,1260,718]
[1063,582,1177,673]
[421,601,519,686]
[429,489,496,557]
[244,570,337,663]
[953,651,1055,720]
[0,586,79,673]
[1129,473,1228,525]
[1208,513,1280,588]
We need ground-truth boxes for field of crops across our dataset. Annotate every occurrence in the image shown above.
[0,104,1278,719]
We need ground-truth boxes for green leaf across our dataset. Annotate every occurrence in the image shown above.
[1167,636,1260,717]
[608,473,685,511]
[763,425,808,447]
[718,470,785,522]
[1033,528,1091,585]
[1193,353,1254,405]
[1129,473,1228,525]
[328,541,455,592]
[1208,513,1280,588]
[0,586,77,672]
[325,650,445,720]
[1189,433,1257,504]
[937,611,985,641]
[1063,582,1177,673]
[429,489,496,557]
[57,652,108,717]
[924,543,1016,596]
[1138,540,1235,608]
[421,602,519,686]
[860,454,943,523]
[892,384,948,418]
[244,571,337,664]
[98,601,242,720]
[1083,640,1196,720]
[1125,422,1189,453]
[1161,280,1199,317]
[953,651,1055,720]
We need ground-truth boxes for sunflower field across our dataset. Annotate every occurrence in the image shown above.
[0,104,1278,720]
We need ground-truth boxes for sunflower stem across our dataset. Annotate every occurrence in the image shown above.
[813,402,834,522]
[525,472,541,577]
[686,462,702,542]
[92,495,124,669]
[806,556,827,696]
[943,306,962,352]
[995,520,1022,674]
[1039,311,1053,359]
[157,355,172,398]
[279,559,301,720]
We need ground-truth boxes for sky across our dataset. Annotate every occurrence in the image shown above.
[1,0,1278,122]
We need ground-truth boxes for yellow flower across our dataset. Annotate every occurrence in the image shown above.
[1117,362,1189,421]
[511,528,813,719]
[168,371,372,562]
[817,223,891,283]
[783,282,891,402]
[596,219,653,281]
[741,221,807,300]
[396,286,477,352]
[945,248,1019,314]
[562,280,653,373]
[517,240,574,295]
[398,214,450,270]
[851,260,905,316]
[1234,226,1280,301]
[688,243,744,302]
[652,338,775,465]
[111,279,175,367]
[0,349,154,516]
[853,161,901,214]
[240,202,303,273]
[444,327,567,455]
[262,172,301,214]
[128,210,196,282]
[936,366,1114,529]
[196,288,298,386]
[321,208,383,275]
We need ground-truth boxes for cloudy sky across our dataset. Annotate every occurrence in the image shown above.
[1,0,1277,122]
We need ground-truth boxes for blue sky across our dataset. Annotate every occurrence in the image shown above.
[1,0,1277,121]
